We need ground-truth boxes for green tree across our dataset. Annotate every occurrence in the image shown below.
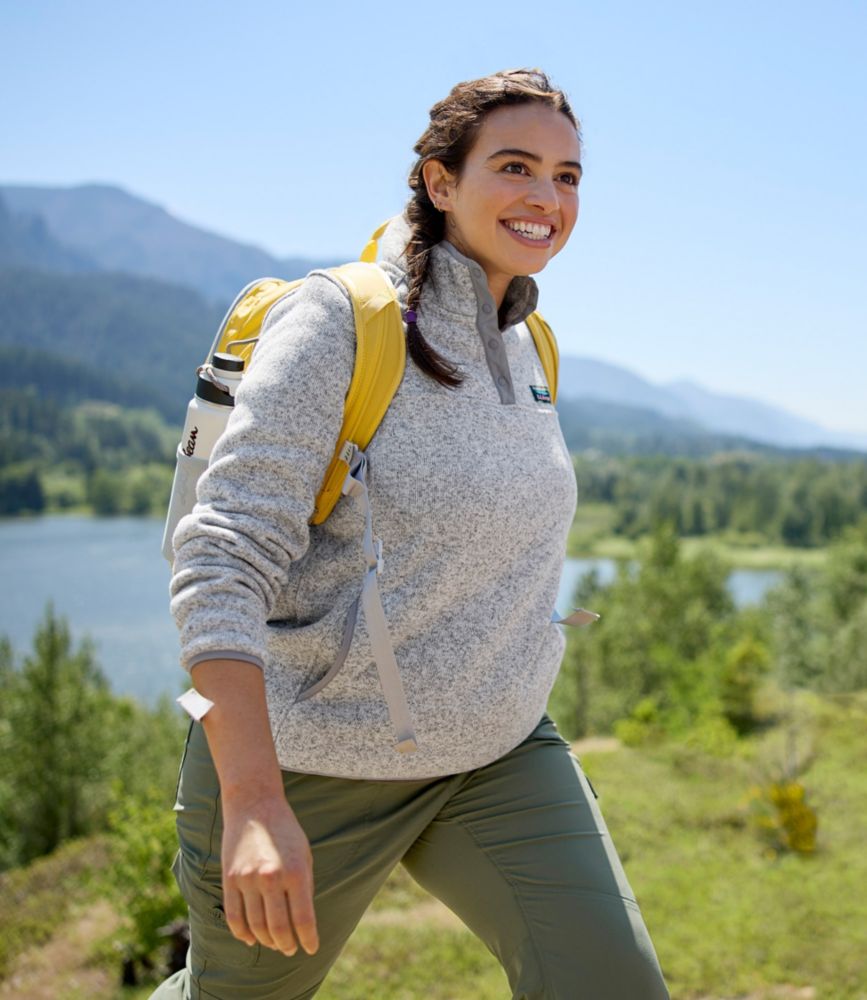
[766,566,824,690]
[0,462,44,515]
[0,605,115,864]
[720,635,771,734]
[549,522,738,739]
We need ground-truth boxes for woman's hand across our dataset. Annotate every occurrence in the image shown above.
[221,791,319,956]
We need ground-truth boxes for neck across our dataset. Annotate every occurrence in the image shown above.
[486,272,511,310]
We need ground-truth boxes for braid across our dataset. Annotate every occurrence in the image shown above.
[404,169,464,388]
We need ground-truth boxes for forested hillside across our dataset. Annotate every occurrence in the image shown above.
[0,388,176,516]
[0,267,223,414]
[572,451,867,547]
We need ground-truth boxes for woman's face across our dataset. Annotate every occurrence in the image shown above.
[424,102,582,305]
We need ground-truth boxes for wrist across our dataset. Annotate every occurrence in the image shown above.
[221,775,286,814]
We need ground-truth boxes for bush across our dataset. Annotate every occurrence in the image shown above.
[747,780,819,856]
[107,789,186,974]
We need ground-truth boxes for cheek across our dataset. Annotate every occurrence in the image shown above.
[560,197,579,242]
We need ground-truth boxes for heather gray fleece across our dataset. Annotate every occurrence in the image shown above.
[169,215,578,779]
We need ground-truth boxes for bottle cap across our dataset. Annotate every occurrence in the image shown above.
[196,375,234,406]
[212,352,245,372]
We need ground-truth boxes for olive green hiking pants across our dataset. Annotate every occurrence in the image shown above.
[149,716,670,999]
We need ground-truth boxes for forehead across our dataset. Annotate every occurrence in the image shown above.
[470,103,581,162]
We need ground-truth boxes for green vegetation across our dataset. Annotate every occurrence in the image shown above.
[0,266,223,418]
[0,606,185,869]
[0,387,177,516]
[551,518,867,743]
[0,836,110,981]
[572,451,867,549]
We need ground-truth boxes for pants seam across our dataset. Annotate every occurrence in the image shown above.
[201,788,222,881]
[455,816,550,999]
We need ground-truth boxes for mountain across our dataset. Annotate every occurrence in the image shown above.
[0,267,224,422]
[1,181,864,455]
[663,379,867,452]
[0,184,336,304]
[557,356,867,454]
[0,194,96,273]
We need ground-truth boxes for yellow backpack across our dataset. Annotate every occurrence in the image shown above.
[209,221,560,526]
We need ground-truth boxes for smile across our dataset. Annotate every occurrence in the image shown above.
[501,220,554,243]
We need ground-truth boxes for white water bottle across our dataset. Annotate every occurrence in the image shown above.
[161,353,245,564]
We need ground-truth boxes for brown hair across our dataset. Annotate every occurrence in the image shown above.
[404,68,580,387]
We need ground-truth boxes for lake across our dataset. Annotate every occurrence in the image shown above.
[0,516,784,704]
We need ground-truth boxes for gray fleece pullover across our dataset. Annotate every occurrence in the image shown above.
[170,215,578,779]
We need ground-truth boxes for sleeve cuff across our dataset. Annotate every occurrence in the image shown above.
[185,650,266,672]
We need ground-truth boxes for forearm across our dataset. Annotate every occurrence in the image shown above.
[188,658,319,955]
[190,659,284,809]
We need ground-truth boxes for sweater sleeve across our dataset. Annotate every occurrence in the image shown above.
[169,271,356,672]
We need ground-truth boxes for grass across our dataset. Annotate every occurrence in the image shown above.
[0,837,111,980]
[583,690,867,999]
[566,506,830,570]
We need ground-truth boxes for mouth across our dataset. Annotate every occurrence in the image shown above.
[501,219,556,246]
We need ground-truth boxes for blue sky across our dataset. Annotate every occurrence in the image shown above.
[2,1,865,432]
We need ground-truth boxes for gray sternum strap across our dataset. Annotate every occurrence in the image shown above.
[551,608,601,627]
[297,444,418,755]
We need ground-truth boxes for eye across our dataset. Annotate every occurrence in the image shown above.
[502,161,530,176]
[558,171,580,187]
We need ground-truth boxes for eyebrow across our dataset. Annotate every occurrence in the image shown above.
[487,147,583,173]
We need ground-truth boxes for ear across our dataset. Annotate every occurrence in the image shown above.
[422,159,457,212]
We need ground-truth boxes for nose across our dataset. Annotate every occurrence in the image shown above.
[525,175,559,213]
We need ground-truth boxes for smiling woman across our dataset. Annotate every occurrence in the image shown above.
[150,69,671,1000]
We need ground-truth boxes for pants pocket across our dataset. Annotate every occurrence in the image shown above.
[173,849,262,970]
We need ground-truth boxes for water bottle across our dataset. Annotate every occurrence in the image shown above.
[161,352,245,564]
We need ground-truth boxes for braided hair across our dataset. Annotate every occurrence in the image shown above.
[403,69,579,388]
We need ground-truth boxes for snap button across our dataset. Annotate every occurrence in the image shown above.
[487,337,499,349]
[482,302,493,314]
[497,375,508,387]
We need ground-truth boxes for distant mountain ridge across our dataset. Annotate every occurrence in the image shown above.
[1,181,864,455]
[1,183,337,304]
[0,194,96,273]
[558,358,867,453]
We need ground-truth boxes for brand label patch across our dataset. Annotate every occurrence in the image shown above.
[530,385,552,404]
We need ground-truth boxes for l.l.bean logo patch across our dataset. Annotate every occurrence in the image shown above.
[530,385,552,404]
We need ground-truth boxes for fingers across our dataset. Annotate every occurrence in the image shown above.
[224,871,318,956]
[241,891,278,951]
[286,860,319,956]
[224,885,256,947]
[261,886,299,956]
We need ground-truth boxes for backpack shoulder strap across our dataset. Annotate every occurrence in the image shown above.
[310,261,405,525]
[525,310,559,404]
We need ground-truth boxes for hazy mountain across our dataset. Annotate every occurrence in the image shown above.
[0,183,336,304]
[0,194,96,273]
[0,267,224,422]
[558,355,867,453]
[663,379,867,452]
[1,181,863,455]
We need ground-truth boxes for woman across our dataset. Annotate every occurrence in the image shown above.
[152,69,670,999]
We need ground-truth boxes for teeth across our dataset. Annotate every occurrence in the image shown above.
[505,221,552,240]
